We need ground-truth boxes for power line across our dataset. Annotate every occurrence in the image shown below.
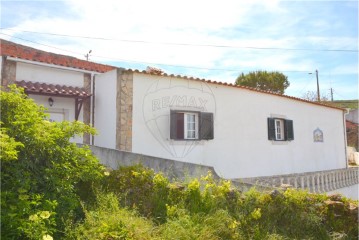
[1,28,358,53]
[1,33,82,56]
[0,33,313,74]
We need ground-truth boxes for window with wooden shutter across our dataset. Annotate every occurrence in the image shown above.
[199,112,214,140]
[267,118,276,140]
[170,111,184,140]
[268,117,294,141]
[170,110,214,140]
[285,119,294,140]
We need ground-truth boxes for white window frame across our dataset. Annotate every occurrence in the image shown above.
[275,119,285,141]
[184,112,199,140]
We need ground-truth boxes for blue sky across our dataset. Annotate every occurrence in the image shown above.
[1,0,358,100]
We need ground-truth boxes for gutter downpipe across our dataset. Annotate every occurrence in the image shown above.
[91,73,95,145]
[343,108,350,169]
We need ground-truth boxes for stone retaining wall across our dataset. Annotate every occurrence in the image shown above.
[85,144,357,195]
[86,145,259,192]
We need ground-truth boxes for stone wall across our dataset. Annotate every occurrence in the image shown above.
[83,73,91,144]
[85,144,266,192]
[89,144,217,180]
[116,69,133,151]
[1,57,16,87]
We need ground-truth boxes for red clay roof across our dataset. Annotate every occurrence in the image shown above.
[346,120,359,128]
[0,39,345,111]
[16,80,91,98]
[123,68,345,112]
[0,39,114,73]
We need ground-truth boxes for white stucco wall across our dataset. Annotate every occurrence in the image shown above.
[94,69,117,149]
[29,94,83,143]
[132,74,347,179]
[16,62,84,87]
[346,109,358,124]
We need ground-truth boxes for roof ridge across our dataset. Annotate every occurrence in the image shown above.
[124,68,345,111]
[0,38,114,73]
[1,39,344,111]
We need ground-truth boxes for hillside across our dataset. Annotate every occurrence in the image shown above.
[331,100,358,109]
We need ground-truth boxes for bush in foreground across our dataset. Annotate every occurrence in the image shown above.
[1,86,105,239]
[68,165,358,239]
[2,86,357,239]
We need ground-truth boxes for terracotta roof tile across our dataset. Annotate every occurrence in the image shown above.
[1,39,344,111]
[16,80,91,98]
[346,120,359,128]
[1,39,114,73]
[123,68,345,111]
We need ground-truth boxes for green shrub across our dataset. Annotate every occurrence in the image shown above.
[100,165,358,239]
[159,209,241,240]
[1,86,105,239]
[66,193,157,240]
[2,86,357,239]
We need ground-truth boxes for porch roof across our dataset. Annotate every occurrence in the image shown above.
[15,80,91,98]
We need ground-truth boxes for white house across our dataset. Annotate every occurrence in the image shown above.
[0,39,349,180]
[94,68,347,179]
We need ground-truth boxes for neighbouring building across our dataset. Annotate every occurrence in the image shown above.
[0,39,351,181]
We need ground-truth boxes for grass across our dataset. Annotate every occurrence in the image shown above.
[331,100,358,109]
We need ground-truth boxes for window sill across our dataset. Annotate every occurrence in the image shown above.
[169,138,201,141]
[270,140,289,145]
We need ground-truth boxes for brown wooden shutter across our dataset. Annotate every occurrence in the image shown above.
[170,111,184,139]
[267,118,276,140]
[199,112,214,140]
[285,119,294,141]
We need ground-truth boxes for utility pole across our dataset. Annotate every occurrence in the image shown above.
[315,70,320,102]
[309,69,321,102]
[85,50,92,61]
[330,88,333,101]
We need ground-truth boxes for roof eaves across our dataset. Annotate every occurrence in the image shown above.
[1,39,115,73]
[123,68,345,112]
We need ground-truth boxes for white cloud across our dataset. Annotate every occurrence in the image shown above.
[2,0,357,99]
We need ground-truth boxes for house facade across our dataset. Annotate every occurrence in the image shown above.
[94,69,347,179]
[1,39,348,179]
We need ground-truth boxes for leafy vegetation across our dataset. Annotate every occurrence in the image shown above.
[1,86,358,239]
[66,165,358,240]
[235,71,290,94]
[1,86,105,239]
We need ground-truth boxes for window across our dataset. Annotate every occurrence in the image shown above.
[170,110,214,140]
[185,113,198,139]
[275,119,284,140]
[268,118,294,141]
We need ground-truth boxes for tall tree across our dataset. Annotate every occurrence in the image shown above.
[235,70,290,94]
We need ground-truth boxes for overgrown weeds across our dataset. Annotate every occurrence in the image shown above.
[67,164,358,239]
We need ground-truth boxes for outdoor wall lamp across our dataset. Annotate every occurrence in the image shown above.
[48,97,54,107]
